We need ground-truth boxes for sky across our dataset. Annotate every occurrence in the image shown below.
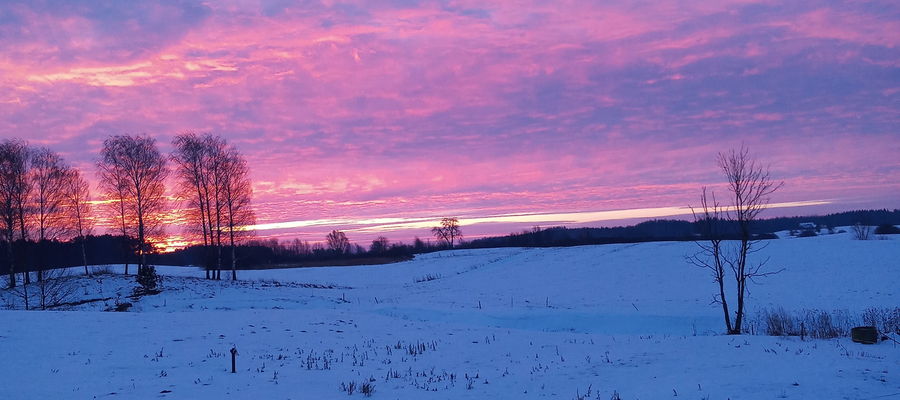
[0,0,898,247]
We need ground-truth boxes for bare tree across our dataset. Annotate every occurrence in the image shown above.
[326,230,350,254]
[691,147,783,334]
[97,141,135,275]
[30,147,68,282]
[62,168,93,276]
[431,217,462,248]
[9,266,77,310]
[36,267,77,310]
[172,133,214,279]
[0,140,31,288]
[220,146,255,280]
[188,135,229,280]
[688,188,732,333]
[98,135,168,279]
[172,133,248,280]
[370,236,389,254]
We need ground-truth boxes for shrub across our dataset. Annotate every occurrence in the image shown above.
[754,307,900,339]
[359,382,375,397]
[136,265,159,292]
[762,307,795,336]
[874,224,900,235]
[852,223,873,240]
[340,381,356,395]
[862,307,900,334]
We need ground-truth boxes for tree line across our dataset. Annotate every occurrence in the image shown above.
[0,132,255,291]
[465,209,900,249]
[149,206,898,269]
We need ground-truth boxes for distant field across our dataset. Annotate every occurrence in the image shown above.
[240,256,412,269]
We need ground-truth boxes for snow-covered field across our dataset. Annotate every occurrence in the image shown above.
[1,231,898,399]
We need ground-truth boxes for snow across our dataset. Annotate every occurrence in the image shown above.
[1,229,898,399]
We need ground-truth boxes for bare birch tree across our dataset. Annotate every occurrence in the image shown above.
[0,140,30,288]
[30,147,68,282]
[98,135,168,280]
[97,142,135,275]
[691,147,783,334]
[221,147,254,280]
[688,188,732,333]
[206,137,227,280]
[172,133,233,280]
[172,132,213,279]
[62,168,93,276]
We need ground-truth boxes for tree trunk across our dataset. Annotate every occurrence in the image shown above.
[21,274,29,310]
[6,238,14,288]
[119,197,129,275]
[230,228,237,281]
[216,240,222,280]
[197,188,210,280]
[18,214,30,285]
[81,237,89,276]
[137,199,146,275]
[715,250,733,334]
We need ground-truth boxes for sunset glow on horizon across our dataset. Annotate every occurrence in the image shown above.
[1,0,898,246]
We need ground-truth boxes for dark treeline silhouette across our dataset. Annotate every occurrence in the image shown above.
[153,237,421,269]
[0,235,138,272]
[465,209,900,249]
[158,208,900,267]
[747,209,900,233]
[0,209,896,271]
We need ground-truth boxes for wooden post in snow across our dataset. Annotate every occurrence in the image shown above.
[230,347,238,373]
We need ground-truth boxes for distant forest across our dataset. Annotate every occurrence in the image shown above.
[466,209,900,249]
[6,208,897,271]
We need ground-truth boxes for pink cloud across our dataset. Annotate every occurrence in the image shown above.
[0,0,897,244]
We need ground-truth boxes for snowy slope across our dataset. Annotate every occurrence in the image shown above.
[0,230,898,399]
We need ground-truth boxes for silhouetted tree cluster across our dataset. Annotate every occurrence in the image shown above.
[0,133,256,299]
[0,139,94,294]
[172,133,255,280]
[156,233,426,268]
[875,224,900,235]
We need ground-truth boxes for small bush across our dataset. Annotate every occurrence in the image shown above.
[359,382,375,397]
[852,223,873,240]
[762,307,795,336]
[862,307,900,334]
[342,381,355,395]
[136,265,159,292]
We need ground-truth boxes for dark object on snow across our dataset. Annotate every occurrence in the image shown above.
[230,347,238,373]
[851,326,879,344]
[113,302,132,312]
[874,224,900,235]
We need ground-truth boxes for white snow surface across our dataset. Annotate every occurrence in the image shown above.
[1,230,898,399]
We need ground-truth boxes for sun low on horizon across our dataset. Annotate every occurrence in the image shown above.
[1,0,898,246]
